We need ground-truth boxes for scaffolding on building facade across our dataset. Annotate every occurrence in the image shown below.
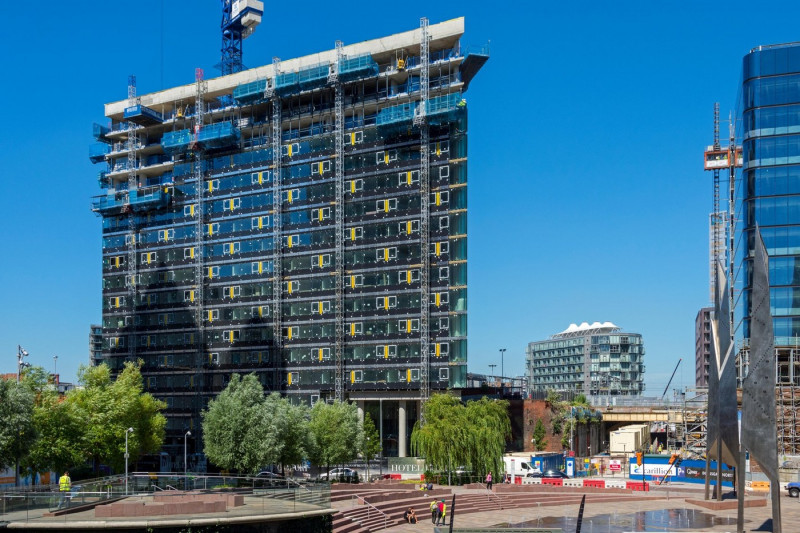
[90,18,486,459]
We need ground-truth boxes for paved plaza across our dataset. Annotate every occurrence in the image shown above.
[332,481,798,532]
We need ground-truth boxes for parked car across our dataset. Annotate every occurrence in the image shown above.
[529,470,570,479]
[787,481,800,497]
[320,468,359,483]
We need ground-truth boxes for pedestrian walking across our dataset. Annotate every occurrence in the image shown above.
[57,471,71,510]
[486,470,493,490]
[436,499,447,526]
[430,498,439,524]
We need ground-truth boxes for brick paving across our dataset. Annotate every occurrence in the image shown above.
[332,481,799,532]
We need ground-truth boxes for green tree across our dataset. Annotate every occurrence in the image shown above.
[70,362,166,473]
[532,419,547,451]
[308,400,363,476]
[24,387,85,479]
[274,396,310,474]
[411,393,510,484]
[0,378,36,485]
[203,374,283,474]
[463,397,510,479]
[361,414,381,481]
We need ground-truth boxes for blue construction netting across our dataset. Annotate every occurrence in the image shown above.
[162,129,193,155]
[198,121,239,150]
[123,104,163,125]
[129,188,170,212]
[89,142,110,163]
[376,102,417,127]
[93,123,111,142]
[173,162,193,178]
[233,78,267,104]
[339,54,379,82]
[274,72,299,96]
[426,92,465,125]
[298,64,329,91]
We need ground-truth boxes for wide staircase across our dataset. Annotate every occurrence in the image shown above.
[332,482,667,532]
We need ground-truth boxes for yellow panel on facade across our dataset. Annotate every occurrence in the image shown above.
[288,282,294,294]
[406,369,412,382]
[436,142,442,156]
[407,270,413,284]
[406,320,413,332]
[407,221,414,234]
[350,323,356,336]
[188,291,195,303]
[350,133,356,145]
[287,372,293,385]
[207,181,214,192]
[256,172,263,184]
[208,225,214,236]
[350,370,355,383]
[383,248,389,261]
[435,242,441,256]
[407,172,413,185]
[384,202,390,213]
[287,145,293,157]
[435,193,441,206]
[288,328,293,340]
[188,247,195,259]
[435,344,441,357]
[384,153,389,164]
[318,255,325,267]
[208,267,215,279]
[350,228,356,240]
[228,331,235,343]
[189,204,195,216]
[256,262,263,274]
[435,293,441,306]
[208,310,215,322]
[382,298,389,310]
[350,181,356,193]
[228,287,235,299]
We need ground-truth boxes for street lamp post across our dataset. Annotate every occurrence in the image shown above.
[499,348,507,392]
[125,427,134,495]
[53,355,58,379]
[184,430,192,479]
[17,345,29,383]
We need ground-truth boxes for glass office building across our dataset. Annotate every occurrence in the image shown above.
[89,18,486,463]
[737,43,800,367]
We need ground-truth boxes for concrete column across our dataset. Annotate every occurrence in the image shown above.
[398,400,407,458]
[357,400,365,425]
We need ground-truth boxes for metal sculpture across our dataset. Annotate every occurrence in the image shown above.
[705,261,739,500]
[738,227,781,532]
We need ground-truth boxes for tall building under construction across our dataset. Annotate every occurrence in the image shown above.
[90,16,487,463]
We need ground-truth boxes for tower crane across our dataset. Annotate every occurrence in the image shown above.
[219,0,264,75]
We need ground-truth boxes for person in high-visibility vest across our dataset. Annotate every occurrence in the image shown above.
[57,471,71,510]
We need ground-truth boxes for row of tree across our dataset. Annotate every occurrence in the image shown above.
[0,362,166,482]
[202,373,381,475]
[1,364,512,484]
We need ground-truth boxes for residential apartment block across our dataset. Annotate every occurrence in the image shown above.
[90,17,486,461]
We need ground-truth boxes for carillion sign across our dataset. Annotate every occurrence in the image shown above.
[388,457,427,474]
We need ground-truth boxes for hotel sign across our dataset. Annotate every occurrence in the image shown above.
[388,457,427,474]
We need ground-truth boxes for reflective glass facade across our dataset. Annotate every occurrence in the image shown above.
[90,19,481,462]
[525,325,645,396]
[737,43,800,346]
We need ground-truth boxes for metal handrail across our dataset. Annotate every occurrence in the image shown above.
[485,487,502,507]
[352,494,389,531]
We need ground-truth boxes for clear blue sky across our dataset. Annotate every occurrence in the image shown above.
[1,1,798,394]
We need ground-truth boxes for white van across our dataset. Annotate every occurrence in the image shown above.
[502,456,537,478]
